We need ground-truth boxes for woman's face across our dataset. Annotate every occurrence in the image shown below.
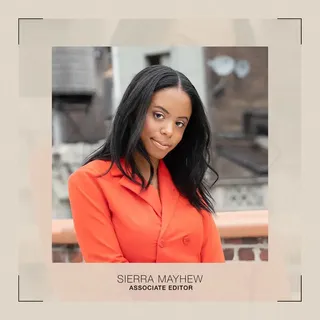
[140,87,192,161]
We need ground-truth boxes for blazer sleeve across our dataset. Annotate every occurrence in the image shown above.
[68,170,129,263]
[200,210,225,263]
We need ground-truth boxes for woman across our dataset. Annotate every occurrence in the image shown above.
[68,65,225,263]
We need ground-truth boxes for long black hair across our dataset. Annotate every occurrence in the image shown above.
[83,65,219,213]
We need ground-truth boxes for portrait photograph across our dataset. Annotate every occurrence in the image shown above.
[52,46,268,264]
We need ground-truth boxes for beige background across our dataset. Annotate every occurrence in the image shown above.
[1,0,316,316]
[21,18,299,300]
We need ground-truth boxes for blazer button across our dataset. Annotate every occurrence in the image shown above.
[158,240,164,248]
[183,236,190,245]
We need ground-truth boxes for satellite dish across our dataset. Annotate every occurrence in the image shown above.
[234,59,250,78]
[207,55,235,76]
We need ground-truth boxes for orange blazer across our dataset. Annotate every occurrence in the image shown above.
[68,159,225,263]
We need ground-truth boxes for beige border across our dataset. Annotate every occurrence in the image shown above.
[16,18,302,306]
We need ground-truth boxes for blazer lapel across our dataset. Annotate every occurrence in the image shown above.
[110,159,162,216]
[158,160,180,237]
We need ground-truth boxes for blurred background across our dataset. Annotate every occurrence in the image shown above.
[52,46,268,220]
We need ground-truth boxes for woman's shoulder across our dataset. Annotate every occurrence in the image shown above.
[69,159,114,182]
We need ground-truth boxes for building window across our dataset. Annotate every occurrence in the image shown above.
[145,53,171,66]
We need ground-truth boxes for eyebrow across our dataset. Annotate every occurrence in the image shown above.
[153,106,189,121]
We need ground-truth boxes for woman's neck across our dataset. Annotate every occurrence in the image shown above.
[133,153,159,181]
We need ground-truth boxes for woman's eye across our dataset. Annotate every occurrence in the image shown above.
[154,112,164,119]
[176,121,185,128]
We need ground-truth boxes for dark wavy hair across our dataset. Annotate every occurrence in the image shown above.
[83,65,219,213]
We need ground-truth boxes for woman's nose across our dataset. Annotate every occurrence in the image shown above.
[160,122,173,137]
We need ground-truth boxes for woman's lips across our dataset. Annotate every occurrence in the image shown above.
[151,138,170,150]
